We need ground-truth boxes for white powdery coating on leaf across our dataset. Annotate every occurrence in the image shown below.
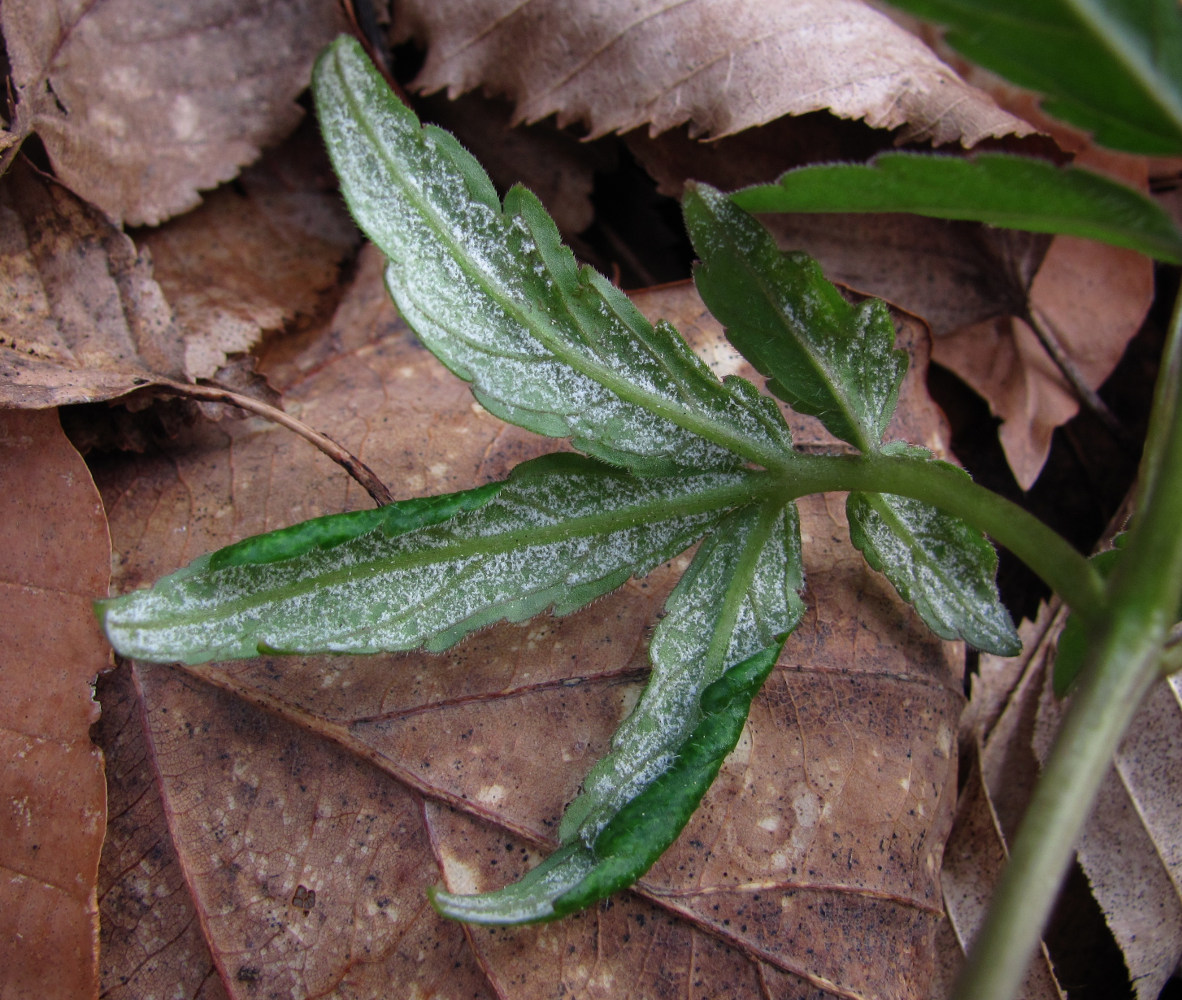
[318,40,794,473]
[848,491,1017,652]
[102,468,749,663]
[563,502,803,845]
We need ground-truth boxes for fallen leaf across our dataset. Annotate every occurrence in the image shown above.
[138,123,361,380]
[0,136,359,407]
[1,0,349,225]
[939,751,1064,998]
[94,262,966,998]
[932,153,1154,490]
[1034,641,1182,999]
[0,407,111,999]
[0,162,183,408]
[393,0,1029,145]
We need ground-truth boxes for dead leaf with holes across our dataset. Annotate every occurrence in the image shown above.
[93,259,966,999]
[392,0,1029,146]
[1,0,348,225]
[0,408,111,1000]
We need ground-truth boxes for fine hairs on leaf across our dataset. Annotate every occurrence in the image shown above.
[98,34,1031,928]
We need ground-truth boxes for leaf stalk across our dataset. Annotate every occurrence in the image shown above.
[951,287,1182,1000]
[770,451,1105,620]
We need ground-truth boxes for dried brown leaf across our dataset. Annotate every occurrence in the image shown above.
[95,264,965,998]
[0,408,111,1000]
[938,752,1064,999]
[0,137,358,408]
[138,125,360,380]
[0,163,183,407]
[1,0,348,225]
[393,0,1029,145]
[1034,649,1182,998]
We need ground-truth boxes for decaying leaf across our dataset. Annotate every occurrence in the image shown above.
[0,138,358,408]
[1,0,349,225]
[392,0,1029,145]
[0,408,111,1000]
[0,162,182,408]
[933,206,1153,490]
[94,262,965,998]
[939,753,1064,999]
[138,125,360,380]
[1034,639,1182,998]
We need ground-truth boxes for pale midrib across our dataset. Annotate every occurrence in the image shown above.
[726,231,873,455]
[862,493,997,634]
[116,479,765,633]
[337,58,790,473]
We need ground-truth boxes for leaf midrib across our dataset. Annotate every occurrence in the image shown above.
[333,46,789,473]
[113,477,767,633]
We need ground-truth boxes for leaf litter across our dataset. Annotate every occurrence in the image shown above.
[90,265,966,998]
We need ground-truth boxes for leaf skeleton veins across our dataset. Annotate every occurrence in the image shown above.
[96,35,1019,926]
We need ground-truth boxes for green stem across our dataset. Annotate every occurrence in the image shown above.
[952,289,1182,1000]
[770,451,1105,619]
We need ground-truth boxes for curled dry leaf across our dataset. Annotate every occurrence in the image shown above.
[139,124,361,381]
[931,150,1154,490]
[95,264,965,998]
[0,162,183,407]
[393,0,1029,145]
[0,138,358,408]
[0,408,111,1000]
[1,0,349,225]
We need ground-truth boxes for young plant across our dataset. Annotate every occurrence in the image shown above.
[96,17,1182,1000]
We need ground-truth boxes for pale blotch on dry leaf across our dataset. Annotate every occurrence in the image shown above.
[1,0,348,225]
[0,408,111,1000]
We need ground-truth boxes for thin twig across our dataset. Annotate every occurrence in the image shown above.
[155,378,394,507]
[1025,305,1126,438]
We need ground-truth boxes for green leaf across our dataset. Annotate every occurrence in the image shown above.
[883,0,1182,155]
[96,454,763,665]
[684,182,907,454]
[847,474,1020,656]
[431,499,803,923]
[312,36,793,474]
[429,643,781,925]
[732,152,1182,265]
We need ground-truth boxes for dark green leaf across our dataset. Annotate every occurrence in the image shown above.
[884,0,1182,154]
[848,465,1020,655]
[685,182,906,453]
[96,454,762,665]
[732,152,1182,265]
[312,36,793,474]
[431,499,803,923]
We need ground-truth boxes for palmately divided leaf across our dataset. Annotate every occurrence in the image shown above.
[884,0,1182,155]
[312,36,793,474]
[847,463,1020,655]
[432,498,803,924]
[732,152,1182,265]
[684,182,907,454]
[97,454,762,665]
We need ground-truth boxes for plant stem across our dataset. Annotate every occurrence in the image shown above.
[771,451,1105,619]
[951,289,1182,1000]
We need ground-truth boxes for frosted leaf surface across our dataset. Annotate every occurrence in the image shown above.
[313,37,793,474]
[560,500,805,844]
[685,183,907,453]
[98,454,757,665]
[847,485,1019,656]
[434,499,803,922]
